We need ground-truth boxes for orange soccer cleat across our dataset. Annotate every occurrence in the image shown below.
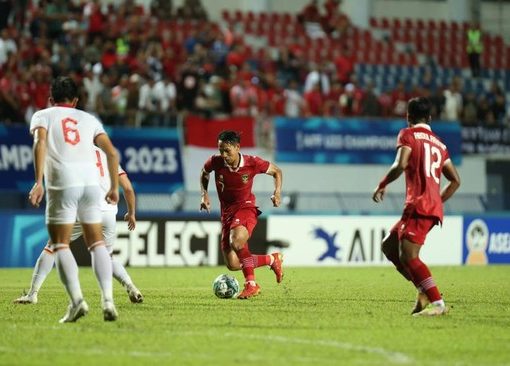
[270,253,284,283]
[238,282,261,299]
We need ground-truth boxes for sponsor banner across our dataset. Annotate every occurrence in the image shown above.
[0,213,47,267]
[108,127,184,193]
[463,216,510,265]
[0,212,270,267]
[0,125,34,191]
[462,126,510,154]
[0,125,184,193]
[274,117,462,165]
[267,215,463,266]
[184,115,255,148]
[112,217,268,267]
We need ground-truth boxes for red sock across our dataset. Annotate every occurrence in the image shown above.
[406,257,442,302]
[252,255,271,268]
[235,245,255,282]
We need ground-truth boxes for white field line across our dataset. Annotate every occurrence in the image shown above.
[225,333,414,365]
[1,328,413,364]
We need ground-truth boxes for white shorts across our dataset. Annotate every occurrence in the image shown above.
[46,186,102,225]
[68,210,117,253]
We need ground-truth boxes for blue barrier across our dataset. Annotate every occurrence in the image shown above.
[274,117,462,165]
[0,125,184,193]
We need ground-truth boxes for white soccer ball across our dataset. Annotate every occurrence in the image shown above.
[212,274,240,299]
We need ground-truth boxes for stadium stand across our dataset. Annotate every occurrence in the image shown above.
[0,1,507,214]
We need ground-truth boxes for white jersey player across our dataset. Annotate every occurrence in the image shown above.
[16,148,143,305]
[28,76,119,323]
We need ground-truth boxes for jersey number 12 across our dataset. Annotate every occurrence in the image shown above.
[423,142,441,184]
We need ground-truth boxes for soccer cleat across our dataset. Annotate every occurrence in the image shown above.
[411,292,430,315]
[127,285,144,303]
[103,301,118,321]
[59,300,89,323]
[238,282,261,299]
[412,303,448,317]
[270,253,284,283]
[13,292,38,305]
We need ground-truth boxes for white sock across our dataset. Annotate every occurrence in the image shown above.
[29,249,55,294]
[53,245,83,306]
[112,258,134,288]
[90,243,113,303]
[432,299,445,307]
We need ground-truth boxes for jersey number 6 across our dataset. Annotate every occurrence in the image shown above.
[62,117,81,145]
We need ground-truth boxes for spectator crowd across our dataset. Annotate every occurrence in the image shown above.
[0,0,507,129]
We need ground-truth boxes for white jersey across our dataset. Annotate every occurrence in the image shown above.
[30,106,106,190]
[94,147,125,213]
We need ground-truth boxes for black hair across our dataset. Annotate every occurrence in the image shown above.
[50,76,79,103]
[407,97,431,124]
[218,130,241,145]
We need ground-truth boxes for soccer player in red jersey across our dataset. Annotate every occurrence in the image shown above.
[372,97,461,316]
[200,130,284,299]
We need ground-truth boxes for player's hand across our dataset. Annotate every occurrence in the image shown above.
[124,212,136,231]
[28,182,44,208]
[271,191,281,207]
[200,193,211,213]
[105,189,119,205]
[372,186,386,203]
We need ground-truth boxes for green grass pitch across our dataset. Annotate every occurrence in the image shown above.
[1,266,509,365]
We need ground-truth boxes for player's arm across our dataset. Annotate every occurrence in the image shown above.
[372,146,411,203]
[119,174,136,231]
[266,162,282,207]
[440,159,461,203]
[29,127,47,207]
[95,133,119,204]
[199,168,211,213]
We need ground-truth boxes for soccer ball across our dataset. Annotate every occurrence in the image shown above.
[212,274,240,299]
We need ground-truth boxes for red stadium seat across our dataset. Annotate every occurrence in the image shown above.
[282,12,292,25]
[222,10,230,22]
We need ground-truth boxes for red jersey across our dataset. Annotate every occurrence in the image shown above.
[397,124,450,222]
[204,154,270,215]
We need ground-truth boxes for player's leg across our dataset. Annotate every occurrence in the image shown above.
[398,216,446,316]
[46,187,88,323]
[102,211,143,303]
[237,207,284,284]
[14,242,54,304]
[79,185,117,321]
[381,229,412,281]
[230,224,261,299]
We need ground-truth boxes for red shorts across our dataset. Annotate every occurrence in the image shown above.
[220,207,259,252]
[391,210,438,245]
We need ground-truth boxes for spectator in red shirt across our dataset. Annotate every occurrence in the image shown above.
[339,82,362,116]
[333,47,354,85]
[230,77,258,116]
[391,81,409,117]
[304,82,324,116]
[226,43,247,70]
[324,80,343,116]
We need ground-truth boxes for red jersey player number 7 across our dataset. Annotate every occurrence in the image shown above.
[200,130,284,300]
